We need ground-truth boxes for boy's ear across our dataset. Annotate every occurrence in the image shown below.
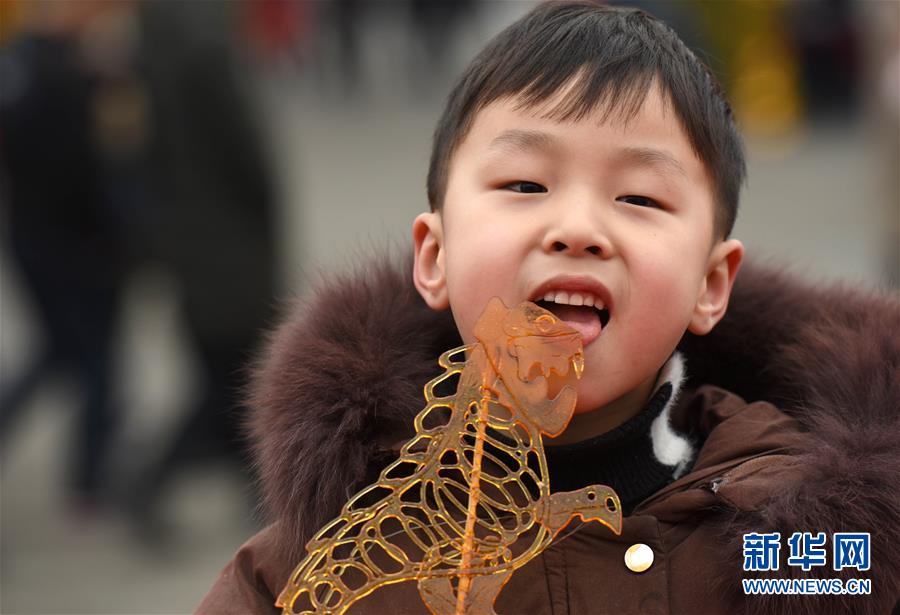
[412,212,450,310]
[688,238,744,335]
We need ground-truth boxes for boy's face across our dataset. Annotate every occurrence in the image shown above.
[414,82,743,420]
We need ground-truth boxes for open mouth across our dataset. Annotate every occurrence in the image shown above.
[534,299,610,345]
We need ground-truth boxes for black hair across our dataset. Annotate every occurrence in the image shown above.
[426,0,746,239]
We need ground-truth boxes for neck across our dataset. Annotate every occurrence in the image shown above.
[541,353,694,514]
[546,371,658,446]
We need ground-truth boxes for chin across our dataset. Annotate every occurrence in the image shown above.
[571,392,614,415]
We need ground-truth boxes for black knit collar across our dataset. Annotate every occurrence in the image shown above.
[544,353,694,516]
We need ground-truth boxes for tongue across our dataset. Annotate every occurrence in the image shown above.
[547,304,603,344]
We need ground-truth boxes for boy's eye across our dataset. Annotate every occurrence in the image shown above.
[616,195,660,208]
[503,181,548,194]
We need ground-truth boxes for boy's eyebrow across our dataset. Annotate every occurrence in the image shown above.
[487,129,560,154]
[617,146,688,179]
[487,130,687,179]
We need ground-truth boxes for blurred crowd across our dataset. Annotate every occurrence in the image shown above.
[0,0,281,540]
[1,0,897,553]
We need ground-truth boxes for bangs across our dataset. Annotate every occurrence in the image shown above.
[509,69,656,128]
[458,6,664,137]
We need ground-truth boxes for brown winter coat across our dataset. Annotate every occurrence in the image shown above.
[198,248,900,615]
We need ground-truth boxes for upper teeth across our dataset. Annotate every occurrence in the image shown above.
[541,290,604,310]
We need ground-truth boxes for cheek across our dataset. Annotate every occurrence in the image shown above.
[624,267,698,348]
[444,227,520,345]
[628,230,707,312]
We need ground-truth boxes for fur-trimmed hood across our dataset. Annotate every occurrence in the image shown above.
[245,246,899,614]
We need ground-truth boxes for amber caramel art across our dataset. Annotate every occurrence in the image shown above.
[277,297,622,615]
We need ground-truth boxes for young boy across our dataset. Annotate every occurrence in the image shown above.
[199,2,898,613]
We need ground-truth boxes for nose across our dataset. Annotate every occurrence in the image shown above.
[540,194,613,258]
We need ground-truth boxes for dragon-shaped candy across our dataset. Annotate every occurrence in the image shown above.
[277,297,622,614]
